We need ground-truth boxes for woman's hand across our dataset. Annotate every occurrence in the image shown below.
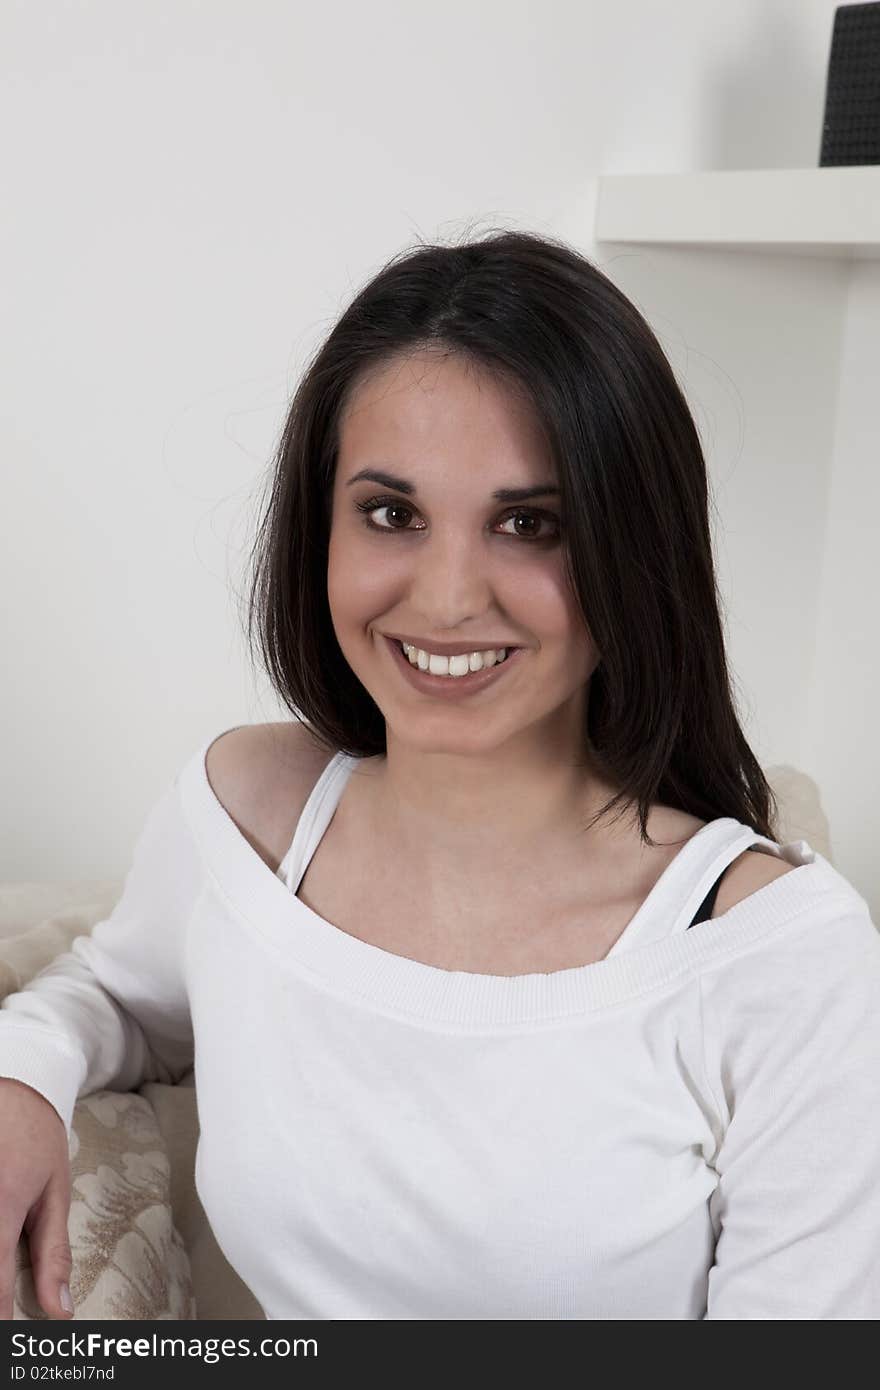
[0,1077,74,1320]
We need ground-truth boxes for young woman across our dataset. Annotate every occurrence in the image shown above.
[2,229,879,1321]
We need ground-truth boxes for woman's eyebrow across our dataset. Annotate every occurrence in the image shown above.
[345,467,560,503]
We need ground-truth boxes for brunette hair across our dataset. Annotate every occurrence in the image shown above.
[245,226,780,847]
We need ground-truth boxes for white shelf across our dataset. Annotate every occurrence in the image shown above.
[594,167,880,259]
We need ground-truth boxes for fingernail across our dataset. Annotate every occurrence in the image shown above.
[59,1283,74,1314]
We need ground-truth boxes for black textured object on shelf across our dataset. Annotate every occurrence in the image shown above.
[820,2,880,165]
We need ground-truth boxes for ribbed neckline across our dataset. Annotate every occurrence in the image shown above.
[177,730,854,1031]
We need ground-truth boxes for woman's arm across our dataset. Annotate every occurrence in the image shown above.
[0,774,200,1139]
[700,899,880,1318]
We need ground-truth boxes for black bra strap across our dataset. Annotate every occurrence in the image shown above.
[686,846,761,929]
[687,873,724,928]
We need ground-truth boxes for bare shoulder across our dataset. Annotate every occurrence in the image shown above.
[205,721,336,873]
[712,845,799,918]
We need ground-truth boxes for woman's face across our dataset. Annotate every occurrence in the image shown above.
[327,349,600,758]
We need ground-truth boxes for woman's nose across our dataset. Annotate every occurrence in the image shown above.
[406,530,494,621]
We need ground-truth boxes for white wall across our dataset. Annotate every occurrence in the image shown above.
[2,1,862,897]
[806,261,880,891]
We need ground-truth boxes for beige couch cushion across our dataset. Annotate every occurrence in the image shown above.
[14,1089,195,1319]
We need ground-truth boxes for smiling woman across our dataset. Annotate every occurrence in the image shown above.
[2,227,878,1325]
[326,349,598,767]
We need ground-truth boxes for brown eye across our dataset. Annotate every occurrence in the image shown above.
[355,498,420,531]
[497,509,561,542]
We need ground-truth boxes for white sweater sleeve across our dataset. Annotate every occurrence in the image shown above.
[0,773,201,1139]
[700,898,880,1319]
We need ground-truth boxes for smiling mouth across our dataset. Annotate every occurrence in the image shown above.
[394,636,514,665]
[383,632,525,692]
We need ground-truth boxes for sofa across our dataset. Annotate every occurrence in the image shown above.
[5,764,832,1320]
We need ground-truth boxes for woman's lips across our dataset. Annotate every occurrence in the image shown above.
[383,633,525,699]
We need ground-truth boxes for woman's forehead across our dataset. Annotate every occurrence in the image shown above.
[337,356,553,481]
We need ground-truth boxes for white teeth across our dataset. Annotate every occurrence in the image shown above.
[400,642,509,677]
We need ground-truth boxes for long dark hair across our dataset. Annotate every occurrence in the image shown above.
[245,226,780,847]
